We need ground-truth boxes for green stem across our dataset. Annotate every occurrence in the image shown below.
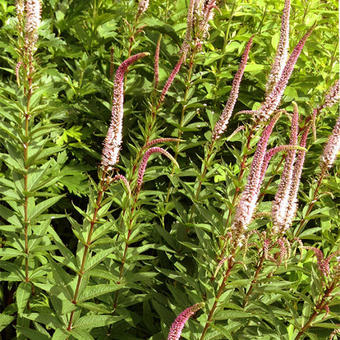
[67,171,107,331]
[200,256,235,340]
[295,165,327,236]
[295,280,337,340]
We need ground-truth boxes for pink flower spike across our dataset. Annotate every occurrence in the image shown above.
[137,0,149,16]
[272,103,299,234]
[24,0,42,53]
[266,0,291,94]
[158,54,185,107]
[231,112,280,247]
[256,26,314,121]
[101,52,149,170]
[305,247,330,277]
[143,137,182,150]
[212,36,254,141]
[320,115,340,169]
[154,34,162,89]
[112,174,131,197]
[259,144,305,188]
[279,124,310,234]
[136,147,179,194]
[321,80,340,110]
[167,302,204,340]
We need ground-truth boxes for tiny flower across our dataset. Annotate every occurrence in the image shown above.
[231,113,280,247]
[212,36,253,141]
[167,302,204,340]
[101,53,149,170]
[256,27,313,121]
[136,147,179,195]
[266,0,291,94]
[320,116,340,169]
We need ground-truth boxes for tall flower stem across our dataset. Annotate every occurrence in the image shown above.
[294,165,327,236]
[165,47,198,203]
[243,250,266,307]
[67,170,108,331]
[295,279,337,340]
[218,121,258,257]
[199,255,235,340]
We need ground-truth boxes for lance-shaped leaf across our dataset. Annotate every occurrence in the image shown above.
[212,36,254,141]
[101,52,149,170]
[231,113,280,247]
[266,0,291,94]
[320,115,340,169]
[136,147,179,194]
[272,102,299,234]
[167,302,204,340]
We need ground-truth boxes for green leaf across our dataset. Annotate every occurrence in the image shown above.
[16,326,50,340]
[73,314,124,330]
[0,313,14,332]
[16,282,31,316]
[78,284,122,302]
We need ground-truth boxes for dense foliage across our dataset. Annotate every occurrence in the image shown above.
[0,0,339,339]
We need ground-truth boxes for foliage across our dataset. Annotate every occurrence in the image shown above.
[0,0,339,339]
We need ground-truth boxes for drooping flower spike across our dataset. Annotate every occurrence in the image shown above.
[101,53,149,170]
[158,54,186,107]
[136,147,179,195]
[231,112,281,247]
[272,103,299,233]
[143,137,182,150]
[266,0,291,94]
[167,302,204,340]
[112,174,131,197]
[212,36,254,141]
[320,115,340,169]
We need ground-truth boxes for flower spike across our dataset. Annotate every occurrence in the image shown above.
[154,34,162,90]
[278,124,310,234]
[266,0,291,94]
[137,0,149,17]
[101,53,149,170]
[231,113,280,247]
[212,36,254,141]
[167,302,204,340]
[24,0,42,54]
[136,147,179,194]
[320,116,340,169]
[256,26,314,121]
[272,103,299,233]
